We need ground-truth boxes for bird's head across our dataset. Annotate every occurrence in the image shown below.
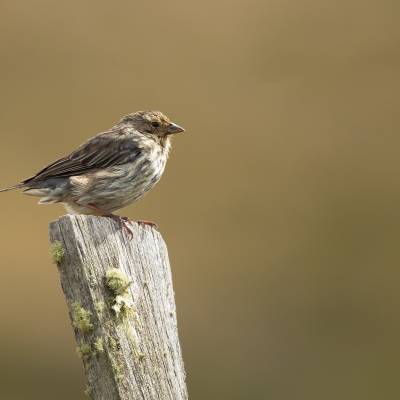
[120,111,185,140]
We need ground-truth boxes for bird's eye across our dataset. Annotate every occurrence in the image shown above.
[151,121,160,128]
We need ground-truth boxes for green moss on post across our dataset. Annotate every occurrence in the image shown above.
[105,268,131,295]
[84,385,93,398]
[106,335,125,383]
[95,301,105,315]
[50,241,65,264]
[77,337,105,363]
[77,342,92,360]
[94,336,104,354]
[105,268,134,321]
[72,302,94,333]
[108,336,118,352]
[111,295,134,320]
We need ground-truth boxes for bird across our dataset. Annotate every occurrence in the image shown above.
[0,110,185,236]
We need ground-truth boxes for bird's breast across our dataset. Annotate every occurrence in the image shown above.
[98,150,166,197]
[69,144,169,212]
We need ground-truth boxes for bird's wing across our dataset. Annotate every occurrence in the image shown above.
[22,131,141,184]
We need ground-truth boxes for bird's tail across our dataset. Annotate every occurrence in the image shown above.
[0,184,23,193]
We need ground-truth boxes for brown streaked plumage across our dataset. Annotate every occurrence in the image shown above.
[0,110,185,235]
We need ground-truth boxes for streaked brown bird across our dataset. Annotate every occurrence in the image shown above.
[0,110,185,235]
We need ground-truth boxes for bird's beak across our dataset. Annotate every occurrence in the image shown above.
[166,122,185,135]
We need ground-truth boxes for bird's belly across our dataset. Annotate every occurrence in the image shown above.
[69,158,166,212]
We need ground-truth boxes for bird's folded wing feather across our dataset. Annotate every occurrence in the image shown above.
[22,131,141,184]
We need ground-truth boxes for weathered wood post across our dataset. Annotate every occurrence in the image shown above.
[49,214,188,400]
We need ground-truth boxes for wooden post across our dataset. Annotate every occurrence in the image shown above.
[49,215,188,400]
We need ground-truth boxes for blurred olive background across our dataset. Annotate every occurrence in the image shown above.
[0,0,399,399]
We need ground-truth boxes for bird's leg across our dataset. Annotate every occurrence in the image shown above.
[85,203,134,239]
[76,203,157,235]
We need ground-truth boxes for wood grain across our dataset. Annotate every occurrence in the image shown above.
[49,215,188,400]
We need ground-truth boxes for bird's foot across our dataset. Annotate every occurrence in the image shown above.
[113,215,134,240]
[137,220,158,229]
[85,203,134,240]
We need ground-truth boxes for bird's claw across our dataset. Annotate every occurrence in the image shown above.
[121,221,134,240]
[111,215,133,240]
[137,220,158,229]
